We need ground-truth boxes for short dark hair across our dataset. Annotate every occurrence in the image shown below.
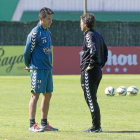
[80,13,96,29]
[39,7,54,18]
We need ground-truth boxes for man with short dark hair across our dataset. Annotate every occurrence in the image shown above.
[24,7,58,132]
[80,13,108,132]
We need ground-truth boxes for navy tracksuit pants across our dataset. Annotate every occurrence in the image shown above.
[81,67,102,129]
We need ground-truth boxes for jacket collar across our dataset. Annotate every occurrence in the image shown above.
[83,29,94,35]
[37,22,48,31]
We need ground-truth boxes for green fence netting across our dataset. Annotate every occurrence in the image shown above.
[0,20,140,46]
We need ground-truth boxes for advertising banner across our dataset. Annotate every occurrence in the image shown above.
[102,47,140,74]
[53,47,82,74]
[53,46,140,74]
[0,47,28,75]
[0,46,140,75]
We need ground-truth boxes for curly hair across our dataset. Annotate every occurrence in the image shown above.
[80,13,96,29]
[39,7,54,18]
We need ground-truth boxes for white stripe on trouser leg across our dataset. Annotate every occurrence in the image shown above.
[31,70,37,92]
[85,72,94,112]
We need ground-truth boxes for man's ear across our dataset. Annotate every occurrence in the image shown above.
[84,23,87,28]
[39,17,43,21]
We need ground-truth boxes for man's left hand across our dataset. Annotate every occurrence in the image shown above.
[84,66,92,72]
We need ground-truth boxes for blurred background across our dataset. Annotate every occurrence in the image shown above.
[0,0,140,75]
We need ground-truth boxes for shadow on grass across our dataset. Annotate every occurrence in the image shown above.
[57,130,140,133]
[104,131,140,133]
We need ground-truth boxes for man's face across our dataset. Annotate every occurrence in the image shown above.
[80,19,86,32]
[40,14,53,28]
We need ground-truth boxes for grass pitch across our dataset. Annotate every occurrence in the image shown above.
[0,75,140,140]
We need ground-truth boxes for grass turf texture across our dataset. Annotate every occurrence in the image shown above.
[0,75,140,140]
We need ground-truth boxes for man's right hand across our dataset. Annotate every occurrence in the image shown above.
[24,67,30,72]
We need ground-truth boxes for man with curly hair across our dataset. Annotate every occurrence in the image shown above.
[80,13,108,132]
